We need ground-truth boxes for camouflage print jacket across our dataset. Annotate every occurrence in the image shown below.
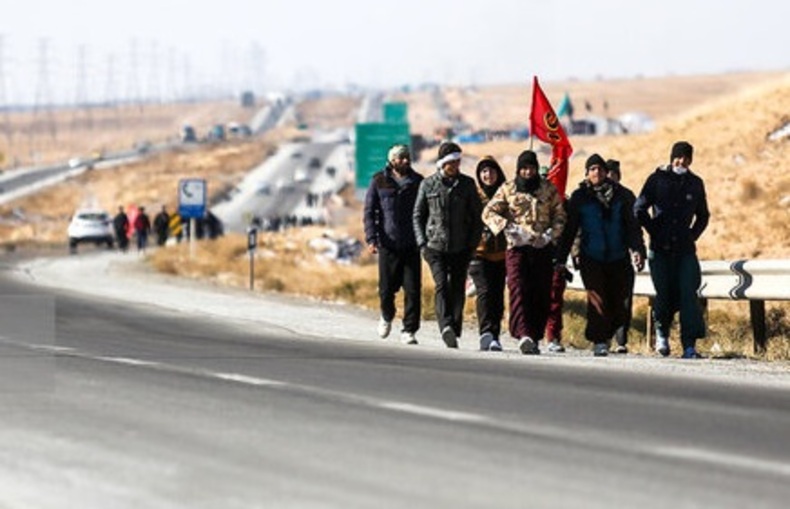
[482,179,566,250]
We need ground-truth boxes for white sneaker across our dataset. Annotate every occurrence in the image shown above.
[377,317,392,338]
[401,331,418,345]
[656,332,670,357]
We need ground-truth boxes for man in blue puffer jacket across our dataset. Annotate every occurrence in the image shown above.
[556,154,645,357]
[364,144,424,345]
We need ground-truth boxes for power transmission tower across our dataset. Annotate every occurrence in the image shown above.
[32,38,57,152]
[103,52,120,128]
[0,35,12,148]
[126,38,142,111]
[72,44,93,130]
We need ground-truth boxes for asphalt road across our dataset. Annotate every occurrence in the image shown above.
[1,270,789,508]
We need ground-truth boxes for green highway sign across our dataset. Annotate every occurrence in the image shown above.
[355,122,410,189]
[383,102,408,124]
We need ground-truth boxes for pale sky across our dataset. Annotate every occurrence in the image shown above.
[1,0,788,104]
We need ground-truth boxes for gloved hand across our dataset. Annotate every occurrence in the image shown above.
[504,224,535,246]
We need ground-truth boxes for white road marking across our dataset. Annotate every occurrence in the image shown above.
[94,356,160,368]
[378,401,489,423]
[653,446,790,478]
[214,373,287,387]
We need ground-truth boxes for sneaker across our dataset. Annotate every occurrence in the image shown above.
[518,336,540,355]
[377,317,392,338]
[593,342,609,357]
[655,332,670,357]
[441,326,458,349]
[479,332,494,351]
[682,346,702,359]
[401,331,418,345]
[613,344,628,354]
[488,338,503,352]
[547,340,565,353]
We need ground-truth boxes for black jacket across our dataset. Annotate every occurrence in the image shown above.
[413,171,483,253]
[634,166,709,254]
[363,165,423,251]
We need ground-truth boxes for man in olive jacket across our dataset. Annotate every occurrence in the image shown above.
[413,142,483,348]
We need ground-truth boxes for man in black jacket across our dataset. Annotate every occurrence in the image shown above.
[634,141,710,359]
[364,144,424,344]
[413,142,483,348]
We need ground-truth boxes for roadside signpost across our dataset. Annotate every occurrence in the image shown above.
[178,178,206,257]
[247,227,257,290]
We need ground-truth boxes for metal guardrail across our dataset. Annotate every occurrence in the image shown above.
[567,259,790,352]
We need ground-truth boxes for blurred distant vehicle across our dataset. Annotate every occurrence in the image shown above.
[68,157,94,170]
[294,168,309,183]
[256,182,272,195]
[134,140,152,154]
[67,209,114,253]
[308,157,321,168]
[181,125,197,143]
[207,124,226,141]
[228,122,253,138]
[275,177,295,192]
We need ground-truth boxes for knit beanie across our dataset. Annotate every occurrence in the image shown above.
[387,144,410,163]
[516,150,539,170]
[670,141,694,163]
[585,153,607,174]
[605,159,621,179]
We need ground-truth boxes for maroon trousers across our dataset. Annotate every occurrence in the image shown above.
[506,245,554,340]
[545,269,567,341]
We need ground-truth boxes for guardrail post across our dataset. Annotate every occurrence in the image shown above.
[750,299,767,354]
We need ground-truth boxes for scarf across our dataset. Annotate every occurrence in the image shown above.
[515,175,541,195]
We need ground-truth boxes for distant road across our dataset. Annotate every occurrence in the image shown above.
[213,140,348,233]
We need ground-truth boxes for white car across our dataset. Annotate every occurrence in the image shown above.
[67,209,115,252]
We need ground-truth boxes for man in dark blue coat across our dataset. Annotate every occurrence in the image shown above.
[363,144,424,344]
[556,154,645,357]
[634,141,710,358]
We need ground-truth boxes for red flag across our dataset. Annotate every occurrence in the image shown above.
[530,76,573,197]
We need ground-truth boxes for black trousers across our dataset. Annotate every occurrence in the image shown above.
[579,257,630,344]
[378,247,422,333]
[613,263,635,346]
[422,247,471,337]
[468,257,506,338]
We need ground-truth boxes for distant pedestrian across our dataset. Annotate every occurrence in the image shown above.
[153,205,170,246]
[634,141,710,358]
[134,206,151,252]
[556,154,645,357]
[364,144,424,344]
[113,206,130,252]
[482,150,566,355]
[469,156,507,352]
[413,142,483,348]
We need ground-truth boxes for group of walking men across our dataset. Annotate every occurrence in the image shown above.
[363,140,709,358]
